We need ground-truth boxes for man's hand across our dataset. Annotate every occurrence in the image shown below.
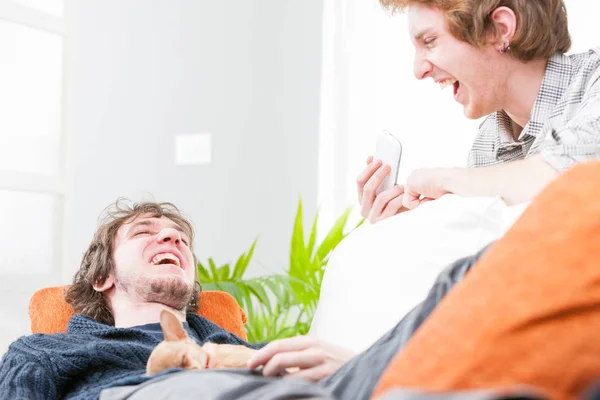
[247,336,355,381]
[402,168,451,210]
[357,156,409,223]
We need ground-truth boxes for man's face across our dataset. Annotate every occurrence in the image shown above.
[408,4,507,119]
[111,214,196,311]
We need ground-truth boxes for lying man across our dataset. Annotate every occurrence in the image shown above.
[0,201,264,399]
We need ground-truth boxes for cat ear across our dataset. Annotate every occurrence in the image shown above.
[159,310,188,342]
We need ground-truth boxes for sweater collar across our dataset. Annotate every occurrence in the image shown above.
[66,313,210,337]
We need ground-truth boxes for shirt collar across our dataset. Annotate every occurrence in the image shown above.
[493,52,574,149]
[524,52,574,139]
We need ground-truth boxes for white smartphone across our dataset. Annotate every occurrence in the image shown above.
[374,130,402,195]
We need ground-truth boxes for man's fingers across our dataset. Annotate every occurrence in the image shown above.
[248,336,317,370]
[366,155,373,165]
[401,187,422,210]
[250,338,354,381]
[368,185,403,223]
[380,192,407,219]
[360,164,390,218]
[356,159,383,205]
[261,349,325,377]
[283,363,338,382]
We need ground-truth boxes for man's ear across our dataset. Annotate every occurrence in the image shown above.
[160,309,189,342]
[93,274,115,293]
[490,6,517,44]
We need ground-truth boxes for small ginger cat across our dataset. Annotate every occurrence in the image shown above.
[146,309,257,375]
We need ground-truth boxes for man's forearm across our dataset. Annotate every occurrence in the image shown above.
[442,155,559,205]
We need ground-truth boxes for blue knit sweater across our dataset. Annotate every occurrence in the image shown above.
[0,314,259,400]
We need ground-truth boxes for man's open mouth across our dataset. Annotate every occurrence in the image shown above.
[151,252,181,268]
[439,78,460,98]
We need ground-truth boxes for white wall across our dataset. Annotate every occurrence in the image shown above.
[0,1,65,356]
[63,0,324,281]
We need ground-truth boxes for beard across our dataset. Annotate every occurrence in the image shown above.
[115,270,194,312]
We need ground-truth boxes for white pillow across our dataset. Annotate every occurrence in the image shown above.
[309,195,529,353]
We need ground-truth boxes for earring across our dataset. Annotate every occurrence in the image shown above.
[498,40,511,54]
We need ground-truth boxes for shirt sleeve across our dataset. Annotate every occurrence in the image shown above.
[0,342,57,400]
[540,70,600,172]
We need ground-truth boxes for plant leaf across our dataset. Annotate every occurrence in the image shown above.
[289,198,309,276]
[202,282,218,291]
[220,264,231,281]
[306,208,319,257]
[315,206,353,263]
[214,281,243,303]
[208,258,219,280]
[196,262,212,283]
[245,280,273,315]
[232,238,258,279]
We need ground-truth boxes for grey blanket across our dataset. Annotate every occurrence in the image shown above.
[100,370,541,400]
[100,369,333,400]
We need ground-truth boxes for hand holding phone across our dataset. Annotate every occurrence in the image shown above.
[374,131,402,195]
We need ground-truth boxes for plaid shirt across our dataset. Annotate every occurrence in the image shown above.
[467,47,600,172]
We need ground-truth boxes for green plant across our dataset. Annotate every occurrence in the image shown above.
[197,199,361,343]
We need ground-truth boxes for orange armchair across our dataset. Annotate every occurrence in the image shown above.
[28,286,249,341]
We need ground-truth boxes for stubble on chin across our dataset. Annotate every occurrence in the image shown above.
[143,276,193,311]
[116,272,193,312]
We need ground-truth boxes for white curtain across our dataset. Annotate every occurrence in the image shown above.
[317,0,600,229]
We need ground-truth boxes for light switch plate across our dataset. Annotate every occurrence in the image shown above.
[175,133,212,165]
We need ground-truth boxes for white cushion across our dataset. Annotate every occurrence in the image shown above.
[309,195,529,353]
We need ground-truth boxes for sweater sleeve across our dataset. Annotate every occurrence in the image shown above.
[0,341,57,400]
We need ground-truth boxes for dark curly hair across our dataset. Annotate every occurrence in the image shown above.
[65,199,201,325]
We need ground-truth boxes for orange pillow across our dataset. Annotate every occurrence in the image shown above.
[372,162,600,400]
[29,286,248,341]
